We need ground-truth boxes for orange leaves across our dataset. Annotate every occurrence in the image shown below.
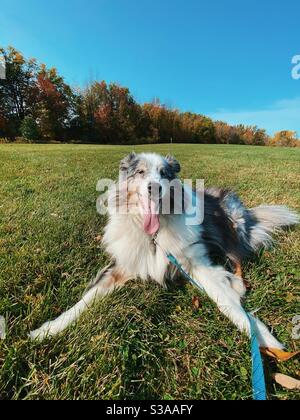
[13,52,25,65]
[192,296,201,310]
[37,74,60,97]
[260,347,300,362]
[270,130,299,147]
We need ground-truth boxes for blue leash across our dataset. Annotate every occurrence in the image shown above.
[245,312,267,400]
[166,253,267,401]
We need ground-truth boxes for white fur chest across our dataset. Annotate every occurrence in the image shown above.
[102,214,168,284]
[102,214,206,285]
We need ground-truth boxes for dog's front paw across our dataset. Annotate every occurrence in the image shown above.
[30,321,56,341]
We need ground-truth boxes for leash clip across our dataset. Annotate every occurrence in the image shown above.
[152,232,159,246]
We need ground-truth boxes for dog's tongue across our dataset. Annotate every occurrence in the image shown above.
[140,196,160,235]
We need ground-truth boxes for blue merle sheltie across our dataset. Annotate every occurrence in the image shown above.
[30,153,299,351]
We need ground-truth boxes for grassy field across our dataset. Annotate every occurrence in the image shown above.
[0,143,299,400]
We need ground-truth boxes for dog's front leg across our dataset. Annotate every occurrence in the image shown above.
[30,264,130,341]
[190,265,284,350]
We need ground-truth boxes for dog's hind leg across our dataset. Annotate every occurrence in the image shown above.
[234,262,243,279]
[190,265,284,350]
[233,261,251,289]
[30,264,130,341]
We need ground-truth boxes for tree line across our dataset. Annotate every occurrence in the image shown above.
[0,46,299,147]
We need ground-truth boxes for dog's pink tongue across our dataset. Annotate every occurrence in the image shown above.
[141,197,160,235]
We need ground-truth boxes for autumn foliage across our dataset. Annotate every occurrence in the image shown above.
[0,46,299,147]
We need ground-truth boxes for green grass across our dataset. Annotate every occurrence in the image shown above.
[0,143,299,400]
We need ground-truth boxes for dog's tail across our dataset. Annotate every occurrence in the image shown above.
[219,191,299,254]
[248,205,299,251]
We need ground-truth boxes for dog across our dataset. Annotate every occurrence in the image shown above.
[30,152,299,351]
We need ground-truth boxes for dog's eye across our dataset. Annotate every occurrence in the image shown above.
[160,169,166,177]
[138,170,145,176]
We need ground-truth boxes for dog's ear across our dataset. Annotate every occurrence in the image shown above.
[165,155,181,174]
[120,152,137,173]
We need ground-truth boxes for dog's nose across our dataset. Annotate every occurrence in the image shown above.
[148,182,162,197]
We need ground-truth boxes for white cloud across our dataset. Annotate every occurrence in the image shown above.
[209,97,300,135]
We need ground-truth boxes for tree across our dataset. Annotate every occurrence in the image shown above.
[0,46,37,137]
[142,104,216,144]
[34,65,74,140]
[270,131,299,147]
[142,102,179,143]
[0,46,74,141]
[180,112,216,144]
[214,122,269,146]
[78,81,143,144]
[20,116,40,142]
[0,45,299,146]
[215,121,239,144]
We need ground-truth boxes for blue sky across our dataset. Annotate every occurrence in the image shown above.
[1,0,300,134]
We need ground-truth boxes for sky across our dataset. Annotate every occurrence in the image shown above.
[1,0,300,135]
